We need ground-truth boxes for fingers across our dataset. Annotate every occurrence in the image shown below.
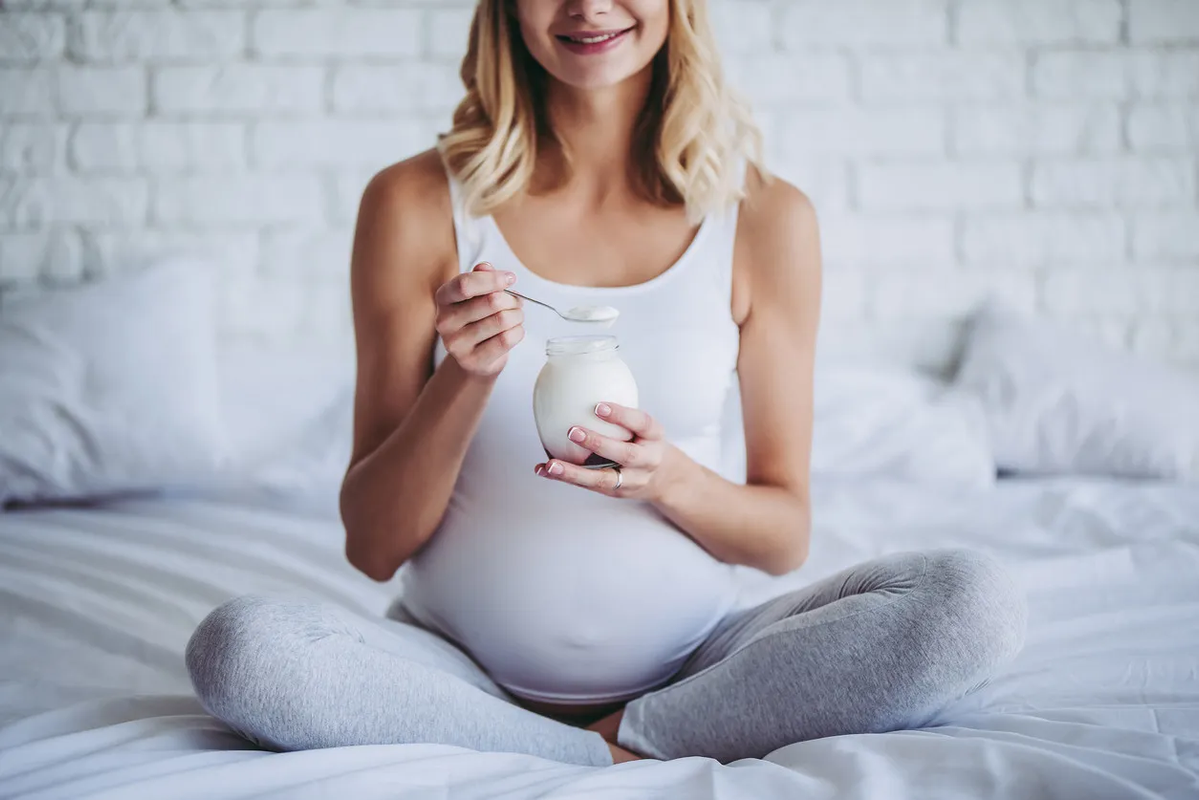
[594,403,664,441]
[435,262,525,375]
[435,264,525,375]
[461,308,525,349]
[566,426,647,468]
[438,289,521,330]
[442,305,523,361]
[535,461,624,494]
[443,322,524,376]
[473,324,526,365]
[435,263,516,305]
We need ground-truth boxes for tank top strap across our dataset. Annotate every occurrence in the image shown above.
[442,159,483,274]
[703,157,748,302]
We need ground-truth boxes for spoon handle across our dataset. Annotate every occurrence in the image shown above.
[505,289,564,319]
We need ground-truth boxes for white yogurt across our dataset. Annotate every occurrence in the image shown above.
[533,335,638,466]
[564,305,620,326]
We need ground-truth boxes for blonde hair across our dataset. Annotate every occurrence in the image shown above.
[438,0,765,223]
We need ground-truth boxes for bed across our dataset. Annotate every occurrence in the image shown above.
[1,477,1197,799]
[3,266,1198,798]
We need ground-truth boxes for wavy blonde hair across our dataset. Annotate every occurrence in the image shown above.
[438,0,764,223]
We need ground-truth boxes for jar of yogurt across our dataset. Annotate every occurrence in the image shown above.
[533,335,638,467]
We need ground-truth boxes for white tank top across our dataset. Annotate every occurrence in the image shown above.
[399,167,744,704]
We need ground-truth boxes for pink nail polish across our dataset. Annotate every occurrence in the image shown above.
[548,462,564,476]
[595,403,611,418]
[568,427,586,443]
[504,272,516,285]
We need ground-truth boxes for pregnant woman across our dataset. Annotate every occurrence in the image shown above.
[187,0,1026,765]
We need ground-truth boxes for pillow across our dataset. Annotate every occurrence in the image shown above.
[810,366,996,488]
[0,260,232,507]
[217,343,353,473]
[235,385,353,518]
[213,345,354,517]
[720,365,996,489]
[953,301,1199,480]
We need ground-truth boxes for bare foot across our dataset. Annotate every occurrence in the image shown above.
[607,741,643,763]
[586,708,624,741]
[588,709,644,763]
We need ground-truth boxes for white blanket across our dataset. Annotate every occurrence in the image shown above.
[1,480,1197,799]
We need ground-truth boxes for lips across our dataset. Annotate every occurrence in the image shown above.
[557,28,631,45]
[555,26,636,54]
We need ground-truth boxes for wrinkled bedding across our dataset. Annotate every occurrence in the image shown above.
[1,479,1197,799]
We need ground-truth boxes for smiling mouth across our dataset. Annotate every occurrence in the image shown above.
[556,27,635,46]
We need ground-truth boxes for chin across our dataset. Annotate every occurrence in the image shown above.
[550,48,655,91]
[556,65,640,90]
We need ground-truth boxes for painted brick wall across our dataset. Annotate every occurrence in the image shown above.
[1,0,1197,369]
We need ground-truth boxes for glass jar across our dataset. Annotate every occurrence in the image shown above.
[533,335,639,467]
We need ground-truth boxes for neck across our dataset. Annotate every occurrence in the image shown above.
[542,64,654,201]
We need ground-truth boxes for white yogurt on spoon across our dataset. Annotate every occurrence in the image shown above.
[564,305,620,326]
[505,290,620,328]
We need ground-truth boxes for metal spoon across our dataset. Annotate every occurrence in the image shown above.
[505,289,619,326]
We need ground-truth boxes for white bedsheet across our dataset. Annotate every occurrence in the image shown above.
[1,480,1197,799]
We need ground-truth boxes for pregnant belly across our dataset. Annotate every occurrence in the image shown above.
[401,502,739,703]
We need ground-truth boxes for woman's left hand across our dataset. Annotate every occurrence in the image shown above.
[535,402,677,501]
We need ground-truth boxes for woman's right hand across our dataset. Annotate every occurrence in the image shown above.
[434,262,525,378]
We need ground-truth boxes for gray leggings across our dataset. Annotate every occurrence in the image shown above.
[186,549,1027,764]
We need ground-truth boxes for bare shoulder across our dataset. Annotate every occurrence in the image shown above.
[733,166,821,316]
[364,148,450,208]
[358,148,453,247]
[352,148,457,298]
[738,166,819,256]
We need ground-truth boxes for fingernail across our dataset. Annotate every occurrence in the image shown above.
[504,272,516,285]
[595,403,611,418]
[568,427,586,443]
[548,462,564,476]
[534,465,545,476]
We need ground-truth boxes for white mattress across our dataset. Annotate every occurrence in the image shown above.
[1,480,1197,799]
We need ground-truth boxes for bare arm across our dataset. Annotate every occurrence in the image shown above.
[339,152,525,581]
[652,178,821,574]
[539,176,821,575]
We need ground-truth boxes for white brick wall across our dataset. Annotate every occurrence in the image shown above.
[69,11,245,62]
[153,65,324,114]
[1032,50,1199,99]
[860,53,1024,101]
[151,175,322,225]
[1129,0,1199,43]
[951,105,1122,155]
[957,0,1122,45]
[1,0,1197,368]
[72,121,245,171]
[58,66,146,115]
[1030,158,1195,208]
[779,0,946,45]
[0,13,66,61]
[859,161,1025,210]
[960,213,1127,265]
[252,10,422,58]
[1,123,67,172]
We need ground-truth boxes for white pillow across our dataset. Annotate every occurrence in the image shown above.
[954,302,1199,480]
[0,260,231,507]
[811,366,996,488]
[213,346,354,517]
[238,386,353,518]
[721,365,996,489]
[217,343,353,473]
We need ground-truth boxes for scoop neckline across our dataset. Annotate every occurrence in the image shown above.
[480,209,713,297]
